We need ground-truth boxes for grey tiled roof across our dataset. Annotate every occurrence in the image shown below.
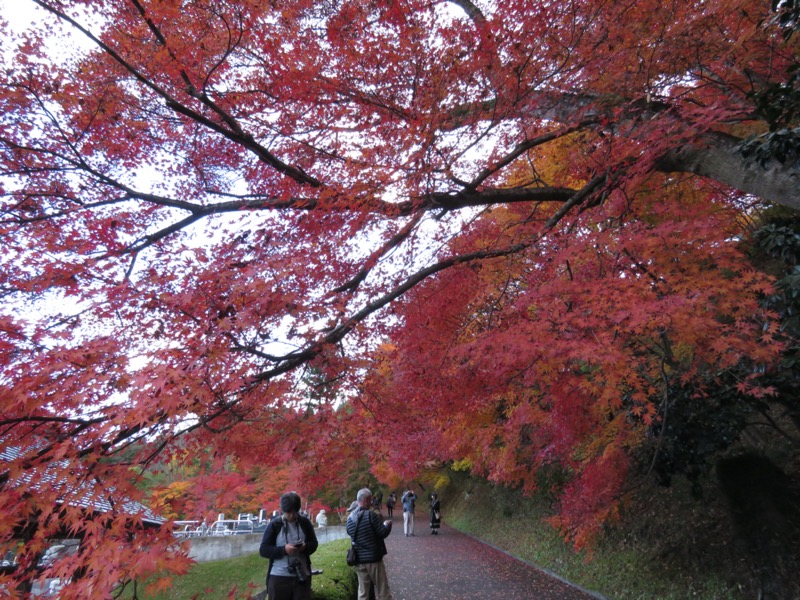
[1,443,165,526]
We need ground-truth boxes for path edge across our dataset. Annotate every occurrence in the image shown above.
[454,528,610,600]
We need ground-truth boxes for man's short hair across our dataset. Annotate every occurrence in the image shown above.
[356,488,372,502]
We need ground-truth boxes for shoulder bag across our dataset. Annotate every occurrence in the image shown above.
[346,510,363,566]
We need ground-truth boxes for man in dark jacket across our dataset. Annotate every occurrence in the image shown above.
[259,491,319,600]
[346,488,394,600]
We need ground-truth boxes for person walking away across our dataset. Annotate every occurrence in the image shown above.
[385,493,396,518]
[401,489,416,536]
[429,492,441,535]
[346,488,394,600]
[259,491,319,600]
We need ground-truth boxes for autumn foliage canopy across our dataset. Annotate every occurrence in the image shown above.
[1,0,799,595]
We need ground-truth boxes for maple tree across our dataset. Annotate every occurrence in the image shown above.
[359,178,787,547]
[1,0,799,595]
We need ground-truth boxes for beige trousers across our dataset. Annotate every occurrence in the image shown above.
[355,561,393,600]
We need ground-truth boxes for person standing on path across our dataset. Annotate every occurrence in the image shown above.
[429,492,441,535]
[259,491,319,600]
[401,489,416,536]
[346,488,394,600]
[385,492,396,518]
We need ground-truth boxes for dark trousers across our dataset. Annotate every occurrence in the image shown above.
[267,574,311,600]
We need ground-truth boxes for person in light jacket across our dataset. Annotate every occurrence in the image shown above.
[346,488,394,600]
[401,489,416,536]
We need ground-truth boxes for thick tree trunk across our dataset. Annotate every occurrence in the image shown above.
[451,92,800,210]
[655,132,800,210]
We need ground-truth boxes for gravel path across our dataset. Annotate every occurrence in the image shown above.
[381,518,603,600]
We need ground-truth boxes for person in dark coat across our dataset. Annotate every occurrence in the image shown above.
[385,492,396,518]
[429,492,441,535]
[346,488,394,600]
[259,491,319,600]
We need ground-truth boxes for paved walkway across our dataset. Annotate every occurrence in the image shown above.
[381,517,603,600]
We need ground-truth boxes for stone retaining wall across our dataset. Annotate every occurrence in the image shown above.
[187,525,349,563]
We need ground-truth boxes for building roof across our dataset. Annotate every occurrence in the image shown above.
[1,443,164,528]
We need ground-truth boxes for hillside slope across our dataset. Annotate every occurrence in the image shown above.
[426,466,795,600]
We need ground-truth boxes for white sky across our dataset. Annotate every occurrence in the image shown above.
[0,0,483,381]
[1,0,42,30]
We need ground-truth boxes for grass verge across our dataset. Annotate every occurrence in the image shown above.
[440,471,746,600]
[117,537,356,600]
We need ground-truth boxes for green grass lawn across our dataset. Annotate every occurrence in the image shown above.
[117,538,356,600]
